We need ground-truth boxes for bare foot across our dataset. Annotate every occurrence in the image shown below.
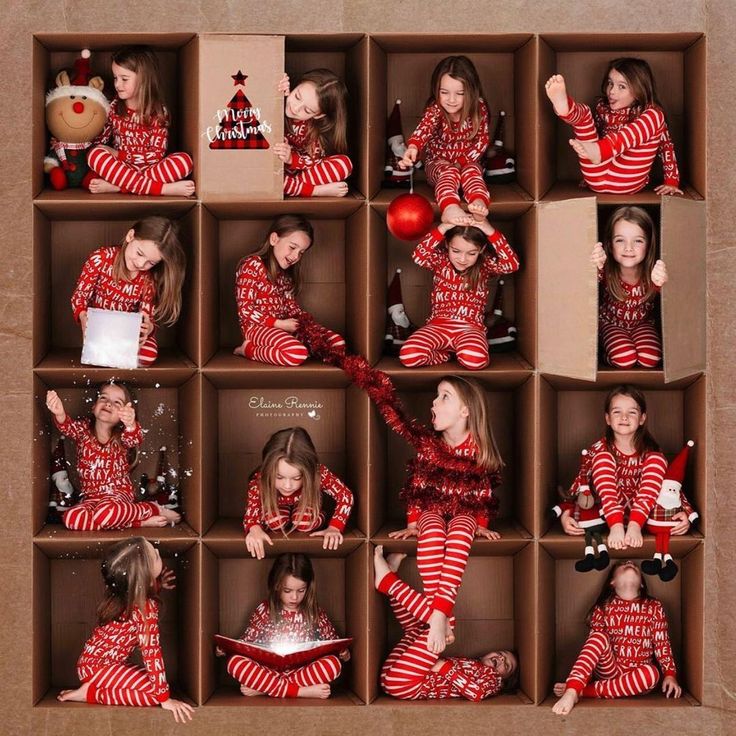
[58,682,89,702]
[569,138,601,164]
[552,687,579,715]
[88,178,121,194]
[140,515,170,528]
[240,685,263,697]
[545,74,570,117]
[373,545,391,588]
[386,551,407,574]
[298,683,331,698]
[441,204,473,226]
[312,182,349,197]
[161,180,196,197]
[427,610,448,654]
[467,199,489,221]
[233,340,248,358]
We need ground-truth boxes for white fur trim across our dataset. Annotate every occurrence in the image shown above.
[46,85,110,112]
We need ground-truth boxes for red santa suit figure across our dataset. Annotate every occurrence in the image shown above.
[48,438,78,523]
[642,440,698,582]
[384,100,413,187]
[384,268,417,356]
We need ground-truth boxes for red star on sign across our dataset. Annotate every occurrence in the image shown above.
[231,70,248,86]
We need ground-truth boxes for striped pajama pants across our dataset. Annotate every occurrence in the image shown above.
[62,497,158,531]
[565,631,660,698]
[138,334,158,366]
[227,653,342,698]
[79,663,163,706]
[426,160,490,213]
[284,155,353,197]
[242,323,345,367]
[400,319,489,370]
[88,147,193,196]
[600,322,662,369]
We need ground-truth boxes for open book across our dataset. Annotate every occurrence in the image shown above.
[214,634,353,671]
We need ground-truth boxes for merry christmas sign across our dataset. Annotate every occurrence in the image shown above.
[199,35,284,197]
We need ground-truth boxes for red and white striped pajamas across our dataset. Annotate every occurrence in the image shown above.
[599,271,662,369]
[227,602,343,697]
[235,254,345,366]
[284,119,352,197]
[399,227,520,369]
[559,98,680,194]
[88,100,192,196]
[582,439,668,529]
[564,596,675,699]
[77,599,170,706]
[71,246,159,366]
[377,571,503,700]
[54,415,158,530]
[243,464,353,534]
[407,100,490,212]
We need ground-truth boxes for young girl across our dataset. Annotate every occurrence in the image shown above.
[46,382,181,530]
[243,427,354,558]
[593,206,668,369]
[560,386,671,551]
[544,58,682,195]
[374,545,517,700]
[552,560,681,714]
[234,214,345,366]
[224,553,350,698]
[399,56,491,225]
[58,537,195,722]
[87,46,194,197]
[71,215,186,367]
[274,69,352,198]
[399,220,520,370]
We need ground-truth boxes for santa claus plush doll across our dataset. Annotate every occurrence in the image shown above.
[384,268,417,355]
[47,438,77,523]
[642,440,698,582]
[485,279,517,353]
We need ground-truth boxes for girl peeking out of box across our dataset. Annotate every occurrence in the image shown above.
[244,427,353,557]
[220,553,350,699]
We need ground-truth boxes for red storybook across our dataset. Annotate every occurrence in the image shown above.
[214,634,353,671]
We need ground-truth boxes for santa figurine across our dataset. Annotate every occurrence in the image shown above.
[485,279,517,352]
[384,268,417,355]
[642,440,698,582]
[383,99,412,188]
[47,438,77,523]
[484,111,516,184]
[553,449,609,572]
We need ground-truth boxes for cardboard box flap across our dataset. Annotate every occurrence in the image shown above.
[198,35,284,198]
[537,198,598,381]
[661,197,706,382]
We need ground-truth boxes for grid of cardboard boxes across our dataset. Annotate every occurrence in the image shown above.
[32,32,706,708]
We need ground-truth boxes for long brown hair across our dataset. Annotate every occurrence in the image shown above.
[258,427,321,531]
[97,537,159,625]
[247,214,314,297]
[287,69,348,156]
[442,225,490,291]
[437,375,504,472]
[603,385,661,455]
[267,553,320,632]
[598,57,662,120]
[428,56,485,139]
[112,216,186,325]
[112,46,166,125]
[586,560,653,625]
[602,206,658,302]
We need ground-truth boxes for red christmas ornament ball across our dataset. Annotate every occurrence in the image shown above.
[387,192,434,241]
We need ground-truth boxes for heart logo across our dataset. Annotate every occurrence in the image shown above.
[307,410,319,420]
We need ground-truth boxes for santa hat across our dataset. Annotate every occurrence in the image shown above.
[51,438,66,475]
[45,49,111,112]
[388,99,404,140]
[387,268,404,308]
[665,440,694,489]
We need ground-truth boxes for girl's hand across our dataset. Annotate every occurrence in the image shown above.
[475,526,501,540]
[139,313,154,345]
[159,567,176,590]
[591,242,607,270]
[669,511,691,536]
[277,73,290,95]
[388,525,418,540]
[560,510,585,536]
[160,697,195,723]
[246,526,273,559]
[607,523,626,549]
[119,402,136,430]
[661,675,682,698]
[79,310,88,336]
[436,222,454,235]
[624,521,643,548]
[473,218,495,236]
[273,139,292,163]
[45,390,66,422]
[215,646,226,657]
[338,648,351,662]
[275,318,299,333]
[651,259,668,287]
[654,184,683,197]
[431,658,447,673]
[398,145,418,170]
[310,527,344,550]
